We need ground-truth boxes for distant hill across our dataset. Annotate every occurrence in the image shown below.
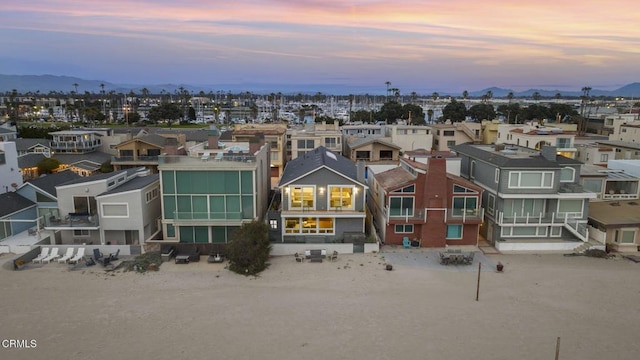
[1,74,639,97]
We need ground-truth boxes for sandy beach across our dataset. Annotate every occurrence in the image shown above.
[1,250,639,360]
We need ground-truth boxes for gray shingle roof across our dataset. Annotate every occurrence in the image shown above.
[26,170,82,197]
[278,146,357,186]
[59,170,128,186]
[452,144,581,168]
[52,151,112,165]
[18,153,46,168]
[15,138,51,151]
[98,174,159,197]
[0,192,36,218]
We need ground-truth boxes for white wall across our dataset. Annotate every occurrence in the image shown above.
[0,142,23,193]
[608,160,640,177]
[270,243,378,256]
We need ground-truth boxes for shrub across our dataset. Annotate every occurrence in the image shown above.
[226,221,272,276]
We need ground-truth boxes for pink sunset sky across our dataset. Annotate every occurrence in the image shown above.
[0,0,638,93]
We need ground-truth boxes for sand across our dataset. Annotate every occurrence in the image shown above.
[1,250,639,360]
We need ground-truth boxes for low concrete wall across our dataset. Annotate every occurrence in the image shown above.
[364,243,380,253]
[496,241,580,252]
[271,244,354,256]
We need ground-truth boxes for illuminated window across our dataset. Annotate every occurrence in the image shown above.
[290,186,315,209]
[329,186,354,209]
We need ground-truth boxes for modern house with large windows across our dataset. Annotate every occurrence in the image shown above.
[157,138,271,245]
[367,155,483,247]
[452,144,597,252]
[269,146,369,254]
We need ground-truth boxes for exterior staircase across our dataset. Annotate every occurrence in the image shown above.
[573,239,605,253]
[457,123,482,143]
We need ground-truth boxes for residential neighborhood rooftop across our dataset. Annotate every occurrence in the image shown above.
[589,200,640,227]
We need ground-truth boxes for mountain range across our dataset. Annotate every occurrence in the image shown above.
[1,74,639,98]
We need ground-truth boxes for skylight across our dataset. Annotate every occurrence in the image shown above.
[326,151,337,161]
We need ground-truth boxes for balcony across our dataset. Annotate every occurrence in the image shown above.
[385,207,427,223]
[112,155,159,163]
[172,211,244,222]
[50,141,101,152]
[44,213,100,230]
[447,208,484,223]
[497,211,588,241]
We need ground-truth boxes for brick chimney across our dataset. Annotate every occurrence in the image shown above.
[420,156,448,247]
[164,137,178,155]
[541,146,557,161]
[250,132,265,155]
[207,128,219,150]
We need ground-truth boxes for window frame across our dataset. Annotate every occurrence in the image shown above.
[508,171,554,189]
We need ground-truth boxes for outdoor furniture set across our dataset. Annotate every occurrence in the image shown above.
[439,250,475,265]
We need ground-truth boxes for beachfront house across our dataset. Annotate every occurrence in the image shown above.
[156,136,271,246]
[0,192,37,242]
[43,168,160,248]
[367,155,483,247]
[452,144,597,252]
[588,200,640,253]
[269,146,370,254]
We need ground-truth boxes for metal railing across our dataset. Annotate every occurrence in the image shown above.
[172,211,244,221]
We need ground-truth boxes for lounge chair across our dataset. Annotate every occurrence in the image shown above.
[93,248,111,266]
[402,237,411,248]
[57,248,75,263]
[42,248,61,264]
[68,248,86,265]
[109,249,120,261]
[32,247,50,264]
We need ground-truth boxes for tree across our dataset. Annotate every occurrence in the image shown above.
[226,221,272,276]
[148,103,182,125]
[402,103,425,125]
[427,108,434,123]
[385,81,391,102]
[37,158,61,174]
[100,160,113,173]
[441,99,467,122]
[532,91,541,103]
[496,103,521,124]
[376,101,403,123]
[467,103,496,121]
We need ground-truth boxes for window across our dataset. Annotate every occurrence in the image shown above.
[271,152,279,161]
[443,130,455,136]
[557,199,583,218]
[73,229,90,237]
[289,186,315,209]
[501,226,548,237]
[146,187,159,202]
[392,185,415,193]
[487,194,496,215]
[550,227,562,237]
[395,224,414,233]
[600,154,609,162]
[269,219,278,230]
[446,225,463,239]
[297,139,315,150]
[508,171,553,189]
[470,161,476,179]
[102,204,128,217]
[616,229,636,244]
[495,169,500,183]
[447,140,456,148]
[73,196,97,215]
[284,217,334,234]
[453,185,476,193]
[560,167,575,183]
[324,137,337,147]
[452,196,478,216]
[583,179,602,193]
[389,196,414,217]
[503,199,545,217]
[329,186,354,209]
[556,138,571,149]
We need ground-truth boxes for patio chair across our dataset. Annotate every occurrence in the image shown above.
[439,252,449,265]
[57,248,75,263]
[68,248,86,265]
[108,249,120,261]
[328,251,338,262]
[463,252,475,265]
[42,248,61,264]
[32,247,50,264]
[295,253,304,263]
[402,237,411,248]
[93,248,110,266]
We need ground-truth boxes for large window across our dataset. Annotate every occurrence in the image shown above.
[324,137,338,148]
[583,179,602,193]
[73,196,97,215]
[446,225,463,239]
[557,199,583,218]
[452,196,478,216]
[297,139,315,150]
[508,171,554,189]
[503,199,545,217]
[560,167,575,182]
[284,217,334,234]
[329,186,354,209]
[615,229,636,244]
[389,196,414,217]
[290,186,315,209]
[395,224,414,234]
[487,194,496,215]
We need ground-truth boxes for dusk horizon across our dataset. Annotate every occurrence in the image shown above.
[1,1,639,94]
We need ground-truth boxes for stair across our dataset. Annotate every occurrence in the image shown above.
[457,123,481,143]
[573,239,604,253]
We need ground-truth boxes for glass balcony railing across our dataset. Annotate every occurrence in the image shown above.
[172,211,244,221]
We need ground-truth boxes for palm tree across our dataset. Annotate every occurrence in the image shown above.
[348,94,354,123]
[462,90,469,109]
[555,92,562,103]
[410,92,417,104]
[385,81,391,102]
[72,83,79,94]
[507,92,514,104]
[532,91,541,103]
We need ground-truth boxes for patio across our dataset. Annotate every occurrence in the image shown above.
[380,246,498,272]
